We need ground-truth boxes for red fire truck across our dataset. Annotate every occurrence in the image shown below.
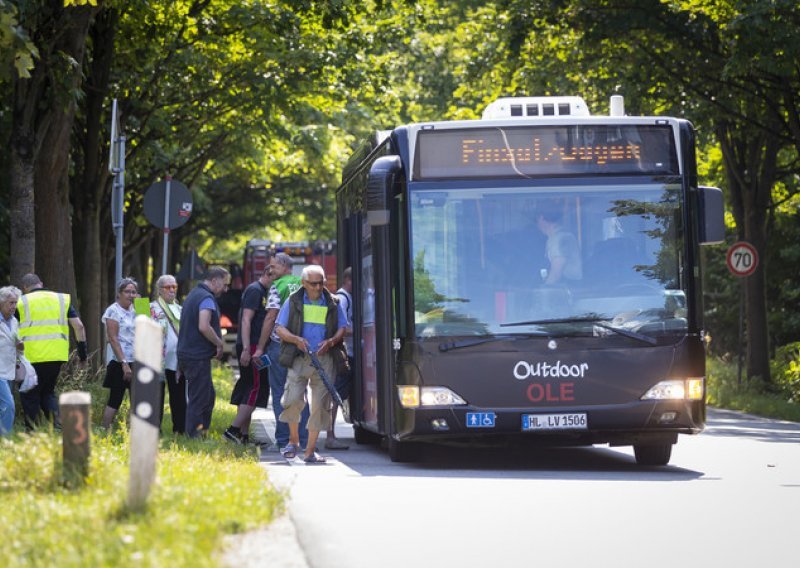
[218,239,337,359]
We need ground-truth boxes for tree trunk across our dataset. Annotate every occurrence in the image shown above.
[10,2,98,295]
[9,36,45,284]
[718,121,776,384]
[9,130,36,284]
[34,4,97,299]
[74,6,117,354]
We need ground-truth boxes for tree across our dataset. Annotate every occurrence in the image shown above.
[9,0,99,293]
[443,0,800,383]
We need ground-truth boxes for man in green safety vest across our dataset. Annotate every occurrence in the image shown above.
[17,273,87,429]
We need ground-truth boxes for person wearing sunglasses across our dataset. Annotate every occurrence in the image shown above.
[150,274,185,434]
[101,277,138,429]
[274,265,347,464]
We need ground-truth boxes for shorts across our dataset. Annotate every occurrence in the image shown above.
[230,345,269,408]
[103,360,131,410]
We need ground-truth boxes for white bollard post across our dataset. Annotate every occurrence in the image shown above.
[128,315,163,511]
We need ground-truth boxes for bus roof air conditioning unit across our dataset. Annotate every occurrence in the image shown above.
[482,96,590,119]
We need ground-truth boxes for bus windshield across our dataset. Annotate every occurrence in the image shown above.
[410,183,686,340]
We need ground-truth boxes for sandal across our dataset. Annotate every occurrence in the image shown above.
[303,452,327,464]
[281,443,298,459]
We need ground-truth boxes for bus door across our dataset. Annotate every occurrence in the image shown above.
[359,215,379,429]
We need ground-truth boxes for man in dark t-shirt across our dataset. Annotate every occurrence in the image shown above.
[224,266,274,444]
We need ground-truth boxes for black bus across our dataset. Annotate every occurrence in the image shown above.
[336,96,724,465]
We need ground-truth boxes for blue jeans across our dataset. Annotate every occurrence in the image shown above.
[0,379,15,436]
[267,341,308,447]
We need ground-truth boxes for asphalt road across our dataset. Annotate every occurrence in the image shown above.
[254,408,800,568]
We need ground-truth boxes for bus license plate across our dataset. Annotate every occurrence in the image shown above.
[522,413,588,431]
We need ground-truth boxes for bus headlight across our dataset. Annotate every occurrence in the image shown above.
[397,386,467,408]
[420,387,467,406]
[641,378,704,400]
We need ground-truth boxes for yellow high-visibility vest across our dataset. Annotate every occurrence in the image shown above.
[18,290,70,363]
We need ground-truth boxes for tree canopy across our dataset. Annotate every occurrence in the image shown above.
[0,0,798,379]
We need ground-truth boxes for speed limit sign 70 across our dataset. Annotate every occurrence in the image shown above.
[726,241,758,277]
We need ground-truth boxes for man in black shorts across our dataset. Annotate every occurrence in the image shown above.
[224,266,274,444]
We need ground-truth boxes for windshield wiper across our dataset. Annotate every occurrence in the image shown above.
[438,334,544,352]
[500,317,657,346]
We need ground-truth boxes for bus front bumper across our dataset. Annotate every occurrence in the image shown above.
[395,399,704,446]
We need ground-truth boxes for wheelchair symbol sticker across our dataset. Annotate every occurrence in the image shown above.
[466,412,496,428]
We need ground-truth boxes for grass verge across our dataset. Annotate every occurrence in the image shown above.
[0,362,282,567]
[707,357,800,422]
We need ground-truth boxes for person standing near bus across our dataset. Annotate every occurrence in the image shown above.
[275,265,347,463]
[536,204,582,285]
[265,252,310,452]
[100,278,138,429]
[177,266,230,438]
[224,266,273,444]
[17,273,87,429]
[150,274,185,434]
[0,286,23,436]
[326,266,353,450]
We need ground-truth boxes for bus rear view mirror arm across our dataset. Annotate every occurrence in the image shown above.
[367,155,402,226]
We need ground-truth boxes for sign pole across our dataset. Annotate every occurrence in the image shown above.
[726,241,758,386]
[162,175,172,275]
[109,99,126,285]
[737,279,744,386]
[143,177,192,278]
[115,133,126,284]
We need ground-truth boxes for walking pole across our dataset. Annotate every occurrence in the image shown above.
[307,351,348,420]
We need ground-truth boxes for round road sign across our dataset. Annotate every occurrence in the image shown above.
[143,179,193,230]
[726,241,758,277]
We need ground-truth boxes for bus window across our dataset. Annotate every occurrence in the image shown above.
[410,183,686,338]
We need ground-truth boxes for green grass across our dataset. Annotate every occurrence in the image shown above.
[707,357,800,422]
[0,362,282,567]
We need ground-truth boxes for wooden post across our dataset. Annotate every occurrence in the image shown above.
[127,315,164,511]
[60,391,91,487]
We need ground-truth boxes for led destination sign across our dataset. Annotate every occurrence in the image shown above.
[415,124,678,179]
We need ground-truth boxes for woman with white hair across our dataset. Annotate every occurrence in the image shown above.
[150,274,185,433]
[0,286,23,435]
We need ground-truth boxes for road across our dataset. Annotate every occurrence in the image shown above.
[255,408,800,568]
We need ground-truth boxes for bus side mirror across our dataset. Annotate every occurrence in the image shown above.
[698,186,725,245]
[367,155,402,227]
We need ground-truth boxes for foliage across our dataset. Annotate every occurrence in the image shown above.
[706,357,800,422]
[0,0,38,79]
[2,1,800,379]
[412,251,445,314]
[0,362,281,567]
[771,342,800,403]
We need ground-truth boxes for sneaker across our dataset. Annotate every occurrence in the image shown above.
[324,438,349,450]
[223,427,244,444]
[241,434,250,445]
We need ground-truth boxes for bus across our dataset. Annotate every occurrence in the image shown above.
[336,95,724,465]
